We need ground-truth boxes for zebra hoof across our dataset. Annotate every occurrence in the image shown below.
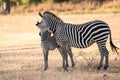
[97,66,101,70]
[64,68,68,72]
[66,64,69,67]
[104,67,107,70]
[44,68,47,71]
[63,67,68,71]
[44,67,48,71]
[72,63,75,67]
[104,65,108,70]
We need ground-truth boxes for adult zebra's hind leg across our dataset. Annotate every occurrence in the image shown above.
[97,53,104,70]
[97,44,109,70]
[103,47,109,70]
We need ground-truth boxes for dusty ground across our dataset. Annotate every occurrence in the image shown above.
[0,13,120,80]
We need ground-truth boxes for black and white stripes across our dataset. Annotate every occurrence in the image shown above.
[62,20,110,48]
[38,11,119,70]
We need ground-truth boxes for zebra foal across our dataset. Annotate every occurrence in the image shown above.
[36,23,75,70]
[37,11,119,71]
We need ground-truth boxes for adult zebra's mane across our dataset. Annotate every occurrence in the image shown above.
[43,11,64,23]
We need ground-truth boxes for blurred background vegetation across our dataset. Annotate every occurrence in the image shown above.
[0,0,109,4]
[0,0,120,14]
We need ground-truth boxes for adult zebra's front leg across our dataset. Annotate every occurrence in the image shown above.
[66,45,75,67]
[60,43,69,71]
[58,47,69,68]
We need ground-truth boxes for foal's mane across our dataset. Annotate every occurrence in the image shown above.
[43,11,64,23]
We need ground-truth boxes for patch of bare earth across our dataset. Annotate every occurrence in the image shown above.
[0,13,120,80]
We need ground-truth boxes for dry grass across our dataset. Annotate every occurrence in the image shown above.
[0,13,120,80]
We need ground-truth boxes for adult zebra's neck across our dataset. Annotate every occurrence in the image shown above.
[43,11,64,34]
[48,20,63,34]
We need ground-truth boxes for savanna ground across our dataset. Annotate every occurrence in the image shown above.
[0,13,120,80]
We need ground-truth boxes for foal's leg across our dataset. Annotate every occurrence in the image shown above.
[65,52,69,67]
[43,49,49,70]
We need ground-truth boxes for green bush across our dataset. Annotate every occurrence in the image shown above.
[21,0,29,4]
[29,0,41,3]
[21,0,41,4]
[0,0,2,4]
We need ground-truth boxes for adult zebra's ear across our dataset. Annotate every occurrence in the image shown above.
[39,12,43,17]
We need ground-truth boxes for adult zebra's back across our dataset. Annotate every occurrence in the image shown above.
[58,20,110,48]
[38,11,119,70]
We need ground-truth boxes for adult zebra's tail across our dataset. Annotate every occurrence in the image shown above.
[109,31,119,55]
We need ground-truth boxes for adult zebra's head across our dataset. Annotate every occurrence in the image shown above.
[38,11,64,34]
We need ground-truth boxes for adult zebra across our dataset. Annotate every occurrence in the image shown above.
[37,11,119,70]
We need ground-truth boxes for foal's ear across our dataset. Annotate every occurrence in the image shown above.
[36,21,39,26]
[39,12,43,17]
